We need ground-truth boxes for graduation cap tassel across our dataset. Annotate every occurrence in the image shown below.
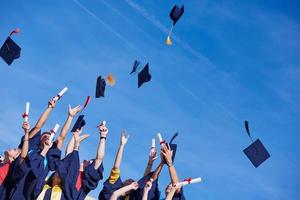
[170,132,179,144]
[81,95,91,113]
[9,28,20,37]
[166,25,174,45]
[244,120,254,142]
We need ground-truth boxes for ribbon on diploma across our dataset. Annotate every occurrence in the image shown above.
[183,177,193,184]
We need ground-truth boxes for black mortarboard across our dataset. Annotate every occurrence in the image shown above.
[243,139,270,168]
[0,37,21,65]
[138,63,151,88]
[71,115,86,132]
[95,76,106,98]
[169,5,184,25]
[130,60,140,75]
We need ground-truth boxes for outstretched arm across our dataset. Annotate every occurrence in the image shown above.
[94,122,108,170]
[110,182,139,200]
[151,145,166,181]
[161,144,180,193]
[19,122,30,164]
[65,130,89,155]
[144,148,157,176]
[29,99,56,138]
[56,105,81,150]
[112,131,129,170]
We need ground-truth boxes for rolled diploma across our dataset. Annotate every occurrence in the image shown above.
[102,121,106,126]
[157,133,163,144]
[151,138,155,148]
[49,123,60,142]
[178,177,202,186]
[53,87,68,101]
[24,102,30,122]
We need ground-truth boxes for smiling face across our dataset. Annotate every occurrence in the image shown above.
[40,132,51,149]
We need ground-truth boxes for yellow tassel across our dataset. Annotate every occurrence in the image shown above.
[166,36,172,45]
[106,74,116,86]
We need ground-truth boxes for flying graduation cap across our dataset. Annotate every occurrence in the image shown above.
[130,60,152,88]
[0,28,21,65]
[243,121,270,168]
[138,63,151,88]
[71,115,86,132]
[130,60,140,75]
[95,74,116,98]
[166,5,184,45]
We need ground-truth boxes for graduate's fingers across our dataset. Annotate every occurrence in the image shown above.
[167,143,171,151]
[80,134,90,142]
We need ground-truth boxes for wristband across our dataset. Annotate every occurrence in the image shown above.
[100,136,106,140]
[167,162,173,167]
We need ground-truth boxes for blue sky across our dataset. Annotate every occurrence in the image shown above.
[1,0,300,199]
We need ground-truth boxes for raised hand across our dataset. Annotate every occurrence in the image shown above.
[48,99,57,108]
[22,121,30,133]
[161,143,173,166]
[149,148,158,163]
[120,131,129,146]
[68,104,82,117]
[99,121,108,138]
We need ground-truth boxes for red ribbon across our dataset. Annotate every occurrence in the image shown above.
[160,140,166,145]
[10,28,20,36]
[22,113,28,118]
[50,129,56,134]
[183,177,193,184]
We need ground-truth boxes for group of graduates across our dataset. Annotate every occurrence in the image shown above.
[0,98,187,200]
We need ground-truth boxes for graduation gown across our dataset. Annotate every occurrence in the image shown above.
[50,148,104,200]
[98,176,124,200]
[3,132,42,200]
[131,172,160,200]
[76,161,104,200]
[37,185,67,200]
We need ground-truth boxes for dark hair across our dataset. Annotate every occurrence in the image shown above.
[45,172,56,187]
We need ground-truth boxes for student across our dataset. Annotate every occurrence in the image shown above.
[65,121,107,200]
[36,127,87,200]
[161,144,185,200]
[27,105,82,199]
[37,121,108,200]
[6,103,80,200]
[0,121,30,200]
[98,131,132,200]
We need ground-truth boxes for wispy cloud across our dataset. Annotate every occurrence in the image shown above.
[123,0,215,68]
[72,0,137,50]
